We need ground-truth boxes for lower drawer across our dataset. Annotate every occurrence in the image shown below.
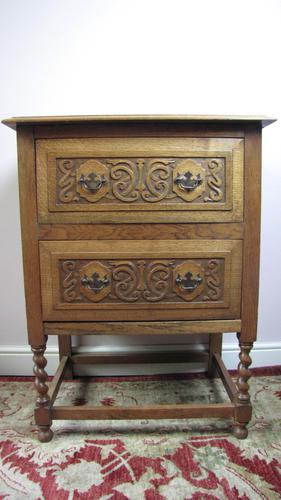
[39,240,242,321]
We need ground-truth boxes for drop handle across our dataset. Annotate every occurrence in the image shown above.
[175,271,203,291]
[174,171,203,191]
[78,172,107,193]
[81,272,110,293]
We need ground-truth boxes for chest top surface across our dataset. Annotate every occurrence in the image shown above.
[2,114,276,129]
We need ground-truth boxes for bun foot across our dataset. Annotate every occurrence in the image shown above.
[38,426,53,442]
[233,422,248,439]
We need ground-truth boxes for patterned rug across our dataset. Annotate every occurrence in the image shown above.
[1,369,281,499]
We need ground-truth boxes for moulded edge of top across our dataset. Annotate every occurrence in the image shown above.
[1,114,277,130]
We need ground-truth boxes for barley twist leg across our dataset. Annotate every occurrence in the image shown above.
[31,339,53,442]
[233,336,253,439]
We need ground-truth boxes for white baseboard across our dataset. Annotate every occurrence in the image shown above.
[0,343,280,376]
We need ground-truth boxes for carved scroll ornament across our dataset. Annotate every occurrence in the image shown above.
[57,157,225,205]
[60,258,224,304]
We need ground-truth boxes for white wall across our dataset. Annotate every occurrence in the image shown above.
[0,0,280,374]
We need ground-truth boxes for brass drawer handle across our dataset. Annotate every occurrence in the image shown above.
[175,271,203,291]
[174,171,203,191]
[81,272,110,293]
[78,172,106,193]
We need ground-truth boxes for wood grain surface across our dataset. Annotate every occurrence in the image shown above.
[38,223,244,241]
[240,127,262,342]
[17,126,44,345]
[44,319,242,335]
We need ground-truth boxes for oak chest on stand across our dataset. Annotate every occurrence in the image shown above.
[2,114,275,442]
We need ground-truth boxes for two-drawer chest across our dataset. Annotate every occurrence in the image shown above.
[2,114,275,442]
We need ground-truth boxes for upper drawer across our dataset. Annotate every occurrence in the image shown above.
[36,137,244,223]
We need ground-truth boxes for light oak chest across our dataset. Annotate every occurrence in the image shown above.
[2,114,275,441]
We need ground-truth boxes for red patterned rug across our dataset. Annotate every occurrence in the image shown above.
[1,368,281,499]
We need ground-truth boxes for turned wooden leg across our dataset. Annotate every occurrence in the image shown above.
[233,335,253,439]
[31,337,53,442]
[207,333,222,378]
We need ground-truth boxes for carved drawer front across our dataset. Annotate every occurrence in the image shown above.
[39,240,242,321]
[36,137,243,223]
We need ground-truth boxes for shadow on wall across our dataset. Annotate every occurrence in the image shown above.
[0,156,58,346]
[0,164,28,344]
